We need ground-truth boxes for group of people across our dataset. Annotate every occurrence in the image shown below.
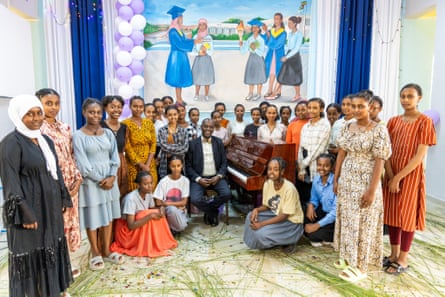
[165,6,304,105]
[0,82,436,296]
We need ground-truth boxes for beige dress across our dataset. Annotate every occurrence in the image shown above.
[334,124,391,272]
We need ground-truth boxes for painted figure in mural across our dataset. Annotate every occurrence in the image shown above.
[240,19,267,101]
[165,5,202,105]
[277,16,304,102]
[192,18,215,101]
[263,12,287,100]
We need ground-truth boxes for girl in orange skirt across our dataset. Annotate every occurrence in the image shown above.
[110,171,177,258]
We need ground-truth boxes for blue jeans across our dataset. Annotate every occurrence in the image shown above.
[190,178,231,217]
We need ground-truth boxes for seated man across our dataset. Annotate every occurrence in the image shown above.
[186,118,231,226]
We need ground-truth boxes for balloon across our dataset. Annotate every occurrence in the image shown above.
[112,78,125,89]
[118,0,131,5]
[130,0,144,14]
[116,51,132,66]
[129,75,145,89]
[114,31,122,43]
[423,109,440,126]
[129,60,144,74]
[131,46,146,60]
[130,15,146,31]
[130,30,144,45]
[115,1,122,10]
[118,84,133,98]
[118,5,134,21]
[120,104,132,119]
[118,36,134,51]
[113,45,121,56]
[116,66,133,82]
[118,22,133,36]
[114,16,125,27]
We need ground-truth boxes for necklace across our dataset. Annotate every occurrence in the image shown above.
[357,121,372,132]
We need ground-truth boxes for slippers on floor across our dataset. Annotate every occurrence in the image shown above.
[333,258,349,270]
[382,256,392,268]
[89,256,104,271]
[104,252,124,265]
[385,262,410,275]
[339,266,367,282]
[71,266,81,278]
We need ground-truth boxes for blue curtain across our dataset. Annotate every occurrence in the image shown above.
[335,0,373,103]
[70,0,105,127]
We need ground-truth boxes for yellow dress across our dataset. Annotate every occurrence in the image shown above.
[122,118,157,190]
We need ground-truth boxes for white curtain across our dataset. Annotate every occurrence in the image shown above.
[307,0,341,103]
[101,0,117,96]
[369,0,402,121]
[43,0,77,129]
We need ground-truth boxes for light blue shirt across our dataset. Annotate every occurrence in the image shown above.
[308,173,337,227]
[241,34,265,57]
[285,30,303,59]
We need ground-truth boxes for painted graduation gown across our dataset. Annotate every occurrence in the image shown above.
[165,28,194,88]
[264,28,287,78]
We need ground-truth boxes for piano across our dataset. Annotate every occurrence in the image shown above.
[226,136,296,192]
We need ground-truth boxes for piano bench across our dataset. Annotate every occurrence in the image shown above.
[187,190,230,225]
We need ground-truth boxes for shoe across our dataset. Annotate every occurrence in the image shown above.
[245,94,253,101]
[322,241,333,247]
[103,252,124,265]
[209,215,219,227]
[204,96,209,101]
[89,256,104,271]
[382,256,392,268]
[265,94,280,100]
[264,92,272,98]
[291,96,303,102]
[338,266,367,282]
[252,94,260,101]
[333,258,349,270]
[203,213,210,225]
[193,95,199,101]
[281,243,297,254]
[72,266,81,278]
[384,262,410,275]
[310,241,323,247]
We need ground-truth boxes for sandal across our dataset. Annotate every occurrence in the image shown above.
[338,266,367,282]
[89,256,104,271]
[265,94,279,100]
[333,258,349,270]
[385,262,409,275]
[264,92,272,98]
[71,266,81,278]
[291,96,303,102]
[382,256,392,268]
[104,252,124,265]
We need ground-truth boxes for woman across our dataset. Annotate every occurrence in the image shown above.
[73,98,123,271]
[0,95,73,296]
[243,107,262,138]
[122,96,157,190]
[36,88,82,278]
[257,104,286,144]
[101,95,129,197]
[157,105,189,179]
[243,157,304,253]
[333,92,391,282]
[110,171,177,257]
[276,16,304,102]
[165,5,202,105]
[229,104,247,137]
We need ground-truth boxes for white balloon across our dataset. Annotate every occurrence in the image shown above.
[131,46,146,60]
[118,0,131,5]
[118,21,133,36]
[113,46,121,56]
[112,78,125,89]
[114,16,125,27]
[118,84,133,98]
[130,15,147,31]
[129,75,145,89]
[116,51,132,66]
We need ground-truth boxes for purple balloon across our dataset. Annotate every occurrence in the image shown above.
[118,36,134,51]
[115,2,122,10]
[114,31,122,43]
[120,104,132,120]
[118,5,134,21]
[116,66,133,82]
[130,0,144,14]
[130,30,144,45]
[129,60,144,74]
[423,109,440,126]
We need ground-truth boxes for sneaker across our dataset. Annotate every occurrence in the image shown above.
[204,96,209,101]
[193,95,199,101]
[310,241,323,247]
[245,94,253,101]
[322,241,333,247]
[252,94,260,101]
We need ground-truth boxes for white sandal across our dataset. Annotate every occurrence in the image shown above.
[104,252,124,265]
[89,256,104,271]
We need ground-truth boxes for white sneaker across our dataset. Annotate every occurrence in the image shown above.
[193,95,199,101]
[322,241,334,247]
[310,241,323,247]
[204,96,209,101]
[245,94,253,101]
[252,94,260,101]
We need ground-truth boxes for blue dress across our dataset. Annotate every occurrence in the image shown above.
[264,28,287,78]
[165,28,195,88]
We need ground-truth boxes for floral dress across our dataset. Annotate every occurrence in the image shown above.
[334,124,391,272]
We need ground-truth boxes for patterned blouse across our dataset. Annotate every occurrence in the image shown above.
[157,126,189,179]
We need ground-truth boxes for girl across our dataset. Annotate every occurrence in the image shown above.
[214,102,229,128]
[192,18,215,101]
[305,154,337,246]
[276,16,304,102]
[102,95,129,197]
[162,95,174,108]
[240,19,266,101]
[298,98,331,206]
[153,156,190,234]
[329,95,354,155]
[326,103,341,127]
[73,98,123,271]
[257,104,286,144]
[211,110,230,146]
[243,157,304,253]
[176,102,189,129]
[157,105,189,179]
[369,96,384,124]
[259,101,270,123]
[244,107,262,138]
[122,96,157,190]
[187,107,201,140]
[279,105,292,126]
[383,84,436,275]
[333,92,391,282]
[144,102,157,123]
[110,171,177,257]
[263,13,287,100]
[229,104,247,136]
[37,88,82,278]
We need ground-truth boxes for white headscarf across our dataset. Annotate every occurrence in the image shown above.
[8,94,58,180]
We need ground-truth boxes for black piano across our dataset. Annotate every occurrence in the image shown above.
[226,136,296,207]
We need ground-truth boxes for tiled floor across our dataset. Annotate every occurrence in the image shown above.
[1,198,444,296]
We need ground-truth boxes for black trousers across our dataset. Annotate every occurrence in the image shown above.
[304,206,335,243]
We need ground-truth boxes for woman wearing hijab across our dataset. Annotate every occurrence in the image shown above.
[0,95,73,297]
[164,5,202,105]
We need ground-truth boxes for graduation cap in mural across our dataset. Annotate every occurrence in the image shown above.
[247,19,264,27]
[167,5,186,20]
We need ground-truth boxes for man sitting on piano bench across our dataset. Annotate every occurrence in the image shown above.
[186,118,231,226]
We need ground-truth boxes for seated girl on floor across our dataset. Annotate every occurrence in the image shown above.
[153,156,189,235]
[243,157,304,253]
[304,153,337,247]
[110,171,177,258]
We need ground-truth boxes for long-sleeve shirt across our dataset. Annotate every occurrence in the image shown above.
[309,173,337,227]
[285,31,303,58]
[241,34,265,57]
